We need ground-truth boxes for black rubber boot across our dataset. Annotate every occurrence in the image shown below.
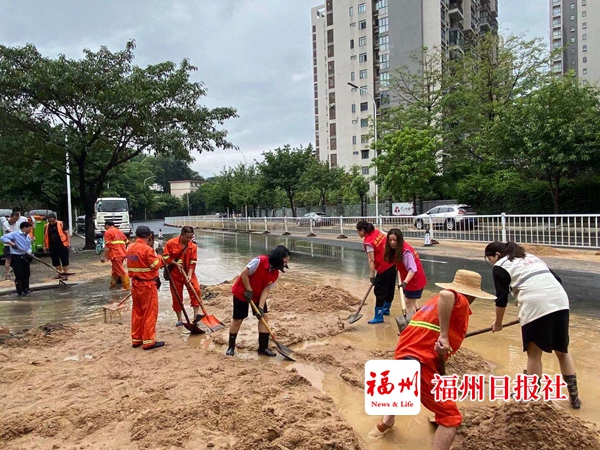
[258,332,276,357]
[564,374,582,409]
[15,280,24,296]
[23,278,30,294]
[225,333,237,356]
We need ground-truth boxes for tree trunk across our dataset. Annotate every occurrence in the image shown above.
[548,175,560,215]
[287,191,296,217]
[412,193,418,216]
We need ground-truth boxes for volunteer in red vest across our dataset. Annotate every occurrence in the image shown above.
[226,245,291,357]
[485,241,581,409]
[384,228,427,317]
[374,270,495,450]
[101,220,130,290]
[43,213,71,278]
[356,220,396,324]
[127,226,165,350]
[162,226,201,326]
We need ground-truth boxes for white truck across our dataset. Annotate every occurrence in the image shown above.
[94,197,133,238]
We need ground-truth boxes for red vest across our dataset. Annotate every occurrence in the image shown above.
[232,255,279,302]
[363,229,394,274]
[396,242,427,291]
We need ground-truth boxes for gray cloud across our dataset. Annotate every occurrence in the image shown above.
[1,0,547,178]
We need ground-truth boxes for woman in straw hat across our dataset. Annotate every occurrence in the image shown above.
[373,269,495,450]
[485,241,581,409]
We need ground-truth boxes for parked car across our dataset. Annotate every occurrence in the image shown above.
[0,209,12,219]
[297,212,329,227]
[414,204,478,231]
[26,209,56,220]
[77,215,85,232]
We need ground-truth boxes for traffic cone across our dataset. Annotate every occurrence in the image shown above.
[424,229,432,247]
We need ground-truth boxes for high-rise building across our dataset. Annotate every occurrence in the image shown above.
[310,0,498,175]
[551,0,597,85]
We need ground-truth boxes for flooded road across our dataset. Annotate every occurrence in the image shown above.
[1,224,599,449]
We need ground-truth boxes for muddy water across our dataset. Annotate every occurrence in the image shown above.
[1,229,599,449]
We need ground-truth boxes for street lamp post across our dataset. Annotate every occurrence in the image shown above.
[348,82,378,219]
[143,176,156,221]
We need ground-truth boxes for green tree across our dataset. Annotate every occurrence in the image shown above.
[347,165,370,214]
[0,41,237,247]
[146,155,202,194]
[491,74,600,213]
[373,128,439,208]
[259,144,314,216]
[229,164,260,216]
[302,160,344,210]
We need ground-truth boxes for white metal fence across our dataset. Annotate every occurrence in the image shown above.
[164,214,600,249]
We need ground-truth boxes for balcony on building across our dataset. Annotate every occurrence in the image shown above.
[480,11,491,31]
[449,28,464,52]
[449,0,464,22]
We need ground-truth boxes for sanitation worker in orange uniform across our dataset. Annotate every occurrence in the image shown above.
[101,220,130,290]
[127,226,165,350]
[162,226,202,326]
[373,270,495,450]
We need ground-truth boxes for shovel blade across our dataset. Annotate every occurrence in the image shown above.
[275,341,296,361]
[347,312,363,324]
[395,316,409,335]
[183,323,206,334]
[201,315,225,332]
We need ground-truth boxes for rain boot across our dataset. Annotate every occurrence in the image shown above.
[382,301,392,316]
[109,276,118,290]
[15,280,24,296]
[258,332,276,356]
[120,275,131,291]
[564,374,582,409]
[23,278,30,294]
[225,333,237,356]
[368,307,384,324]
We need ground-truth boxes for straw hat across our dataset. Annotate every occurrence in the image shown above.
[435,270,496,300]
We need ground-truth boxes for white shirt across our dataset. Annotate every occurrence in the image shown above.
[1,217,19,233]
[495,254,569,325]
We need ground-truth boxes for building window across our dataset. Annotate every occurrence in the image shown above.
[571,48,576,54]
[360,85,368,95]
[359,53,368,63]
[361,118,369,127]
[583,44,587,51]
[553,41,561,49]
[583,11,587,17]
[352,135,357,145]
[583,22,587,28]
[359,20,367,29]
[571,37,576,43]
[360,102,369,111]
[361,166,370,175]
[312,25,316,32]
[553,6,561,16]
[379,17,389,33]
[351,71,355,81]
[583,34,587,40]
[330,138,337,150]
[553,0,560,3]
[571,26,576,32]
[553,18,561,26]
[380,53,390,69]
[571,14,575,20]
[583,0,587,5]
[327,12,333,26]
[358,3,366,13]
[553,30,561,38]
[361,150,370,159]
[328,44,334,57]
[583,68,588,74]
[330,153,337,167]
[572,60,576,66]
[349,6,353,16]
[350,39,355,49]
[570,3,575,9]
[350,22,356,27]
[379,35,389,51]
[359,36,367,47]
[380,90,390,105]
[327,29,334,43]
[583,79,588,85]
[330,123,336,137]
[328,61,335,73]
[380,72,390,87]
[376,0,388,14]
[361,134,369,144]
[351,54,357,60]
[328,75,335,89]
[583,56,587,62]
[351,103,356,113]
[360,69,368,79]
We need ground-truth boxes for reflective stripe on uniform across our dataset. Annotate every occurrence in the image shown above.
[408,320,441,333]
[108,240,127,245]
[143,339,155,344]
[149,259,160,269]
[129,267,152,273]
[190,261,196,265]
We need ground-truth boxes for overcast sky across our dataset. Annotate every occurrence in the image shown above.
[1,0,549,179]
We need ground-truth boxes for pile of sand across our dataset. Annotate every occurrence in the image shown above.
[0,323,76,348]
[447,348,494,377]
[269,284,361,314]
[458,401,600,450]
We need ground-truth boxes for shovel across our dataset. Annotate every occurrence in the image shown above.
[248,299,295,361]
[347,284,374,324]
[175,265,225,332]
[466,319,520,338]
[103,292,132,311]
[168,278,205,335]
[395,286,410,334]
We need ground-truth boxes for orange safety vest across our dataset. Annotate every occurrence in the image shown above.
[127,239,163,283]
[104,226,128,259]
[43,221,70,248]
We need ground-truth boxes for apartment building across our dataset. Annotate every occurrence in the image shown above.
[551,0,598,85]
[310,0,498,176]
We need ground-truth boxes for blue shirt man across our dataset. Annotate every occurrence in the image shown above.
[1,228,33,255]
[1,222,33,296]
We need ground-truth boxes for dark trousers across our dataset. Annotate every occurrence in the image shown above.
[49,244,69,267]
[374,265,397,307]
[11,255,31,295]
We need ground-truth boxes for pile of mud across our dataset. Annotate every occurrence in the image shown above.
[459,401,600,450]
[269,283,361,314]
[0,323,75,348]
[447,348,494,377]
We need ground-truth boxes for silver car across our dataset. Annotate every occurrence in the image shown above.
[414,204,478,231]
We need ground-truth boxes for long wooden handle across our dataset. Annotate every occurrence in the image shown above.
[356,284,374,313]
[466,319,520,338]
[117,293,132,307]
[248,298,277,339]
[399,286,407,316]
[175,264,208,315]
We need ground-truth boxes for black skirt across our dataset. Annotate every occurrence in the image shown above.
[521,309,570,353]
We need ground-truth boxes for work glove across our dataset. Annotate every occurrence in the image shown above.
[398,281,407,290]
[370,276,376,285]
[155,277,162,290]
[244,290,253,301]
